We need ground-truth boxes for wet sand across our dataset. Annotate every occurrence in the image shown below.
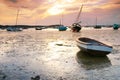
[0,28,120,80]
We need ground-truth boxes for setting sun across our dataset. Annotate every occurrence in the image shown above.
[66,0,75,2]
[47,5,64,15]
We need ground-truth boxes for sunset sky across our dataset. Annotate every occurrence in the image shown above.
[0,0,120,26]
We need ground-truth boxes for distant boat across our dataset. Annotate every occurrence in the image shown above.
[58,13,67,31]
[35,27,42,30]
[71,23,81,32]
[94,17,101,29]
[58,25,67,31]
[6,27,22,31]
[76,37,113,56]
[94,25,101,29]
[113,24,119,30]
[6,9,23,32]
[71,4,83,32]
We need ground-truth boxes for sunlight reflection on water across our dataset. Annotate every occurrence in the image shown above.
[0,28,120,80]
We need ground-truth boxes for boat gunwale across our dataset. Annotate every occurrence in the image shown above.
[76,37,112,48]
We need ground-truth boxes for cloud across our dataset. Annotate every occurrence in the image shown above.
[0,0,46,9]
[109,0,120,4]
[0,0,119,25]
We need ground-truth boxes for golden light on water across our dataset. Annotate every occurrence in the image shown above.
[1,28,120,79]
[40,40,80,75]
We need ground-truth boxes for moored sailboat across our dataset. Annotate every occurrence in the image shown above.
[58,14,67,31]
[113,24,119,30]
[71,4,83,32]
[6,9,23,31]
[94,17,101,29]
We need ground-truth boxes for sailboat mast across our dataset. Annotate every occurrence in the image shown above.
[61,13,63,25]
[96,16,97,26]
[60,16,61,25]
[60,13,63,25]
[15,9,20,25]
[75,4,83,23]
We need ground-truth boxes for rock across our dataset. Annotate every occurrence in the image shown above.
[31,75,40,80]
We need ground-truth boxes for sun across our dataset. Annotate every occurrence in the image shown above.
[66,0,75,2]
[47,5,64,15]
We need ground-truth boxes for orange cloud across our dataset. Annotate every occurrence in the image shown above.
[0,0,120,25]
[0,0,46,9]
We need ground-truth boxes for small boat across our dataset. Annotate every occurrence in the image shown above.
[94,25,101,29]
[113,24,119,30]
[94,17,101,29]
[71,23,81,32]
[35,27,42,30]
[58,25,67,31]
[71,4,83,32]
[76,37,113,56]
[6,27,22,31]
[58,14,67,31]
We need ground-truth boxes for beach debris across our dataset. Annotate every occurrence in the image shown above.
[31,75,40,80]
[0,74,7,80]
[56,43,63,46]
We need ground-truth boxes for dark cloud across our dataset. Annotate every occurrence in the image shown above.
[8,0,18,3]
[110,0,120,4]
[0,0,46,9]
[114,2,120,4]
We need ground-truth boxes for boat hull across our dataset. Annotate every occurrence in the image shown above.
[35,27,42,30]
[72,26,81,32]
[71,23,81,32]
[76,37,112,56]
[6,27,22,31]
[58,26,67,31]
[113,24,119,30]
[94,25,101,29]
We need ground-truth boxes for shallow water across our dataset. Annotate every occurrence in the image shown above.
[0,28,120,80]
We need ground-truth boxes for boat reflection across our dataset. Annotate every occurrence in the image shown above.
[76,51,111,70]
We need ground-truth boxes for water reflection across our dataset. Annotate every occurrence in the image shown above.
[76,51,111,70]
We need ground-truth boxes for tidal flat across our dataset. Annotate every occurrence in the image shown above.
[0,28,120,80]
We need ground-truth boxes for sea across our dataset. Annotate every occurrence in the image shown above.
[0,27,120,80]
